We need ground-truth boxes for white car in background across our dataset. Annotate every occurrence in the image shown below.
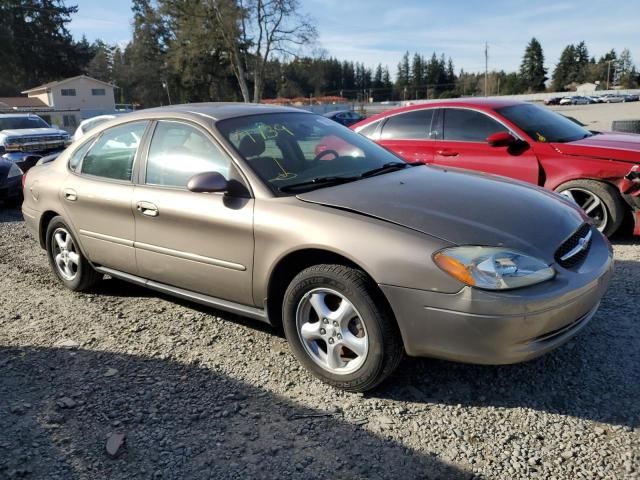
[73,115,117,141]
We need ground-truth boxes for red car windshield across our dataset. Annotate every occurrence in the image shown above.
[496,103,593,143]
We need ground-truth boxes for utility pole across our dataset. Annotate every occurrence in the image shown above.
[606,60,612,90]
[484,42,488,97]
[162,81,172,105]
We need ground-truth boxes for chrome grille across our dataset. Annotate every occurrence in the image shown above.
[5,135,66,153]
[555,223,592,269]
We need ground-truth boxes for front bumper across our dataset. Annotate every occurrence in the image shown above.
[381,228,614,364]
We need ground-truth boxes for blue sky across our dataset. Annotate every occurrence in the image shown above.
[69,0,640,75]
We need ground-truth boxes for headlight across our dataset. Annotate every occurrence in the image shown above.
[7,162,23,178]
[433,246,555,290]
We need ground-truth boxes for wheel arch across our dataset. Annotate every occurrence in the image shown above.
[265,248,393,332]
[39,210,62,249]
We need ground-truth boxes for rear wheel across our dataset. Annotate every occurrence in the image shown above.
[45,216,102,291]
[556,180,625,236]
[282,264,404,392]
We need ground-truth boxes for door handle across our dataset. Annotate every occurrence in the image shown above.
[136,201,159,217]
[436,150,459,157]
[63,188,77,201]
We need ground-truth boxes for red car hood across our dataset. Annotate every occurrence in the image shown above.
[551,132,640,163]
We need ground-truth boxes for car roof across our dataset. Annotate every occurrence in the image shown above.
[357,97,527,125]
[138,102,309,121]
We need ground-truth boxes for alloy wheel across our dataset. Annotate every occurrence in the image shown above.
[295,288,369,374]
[52,227,80,281]
[559,188,608,232]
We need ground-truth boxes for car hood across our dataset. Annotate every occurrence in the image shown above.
[297,166,586,263]
[0,128,67,138]
[551,132,640,163]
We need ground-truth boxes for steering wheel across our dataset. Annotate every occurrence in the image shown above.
[310,149,340,166]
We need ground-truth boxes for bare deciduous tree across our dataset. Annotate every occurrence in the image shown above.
[209,0,316,102]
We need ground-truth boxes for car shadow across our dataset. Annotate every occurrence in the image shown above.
[90,259,639,430]
[371,259,640,429]
[0,346,471,479]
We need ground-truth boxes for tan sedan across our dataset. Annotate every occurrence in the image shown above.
[22,104,613,391]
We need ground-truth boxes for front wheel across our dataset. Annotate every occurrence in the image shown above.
[282,264,404,392]
[45,216,102,291]
[556,180,626,236]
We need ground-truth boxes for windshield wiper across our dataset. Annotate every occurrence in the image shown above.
[279,175,360,193]
[360,161,421,178]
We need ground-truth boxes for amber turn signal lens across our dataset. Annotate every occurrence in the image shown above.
[433,252,476,286]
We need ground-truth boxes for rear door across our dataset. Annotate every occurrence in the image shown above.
[132,120,255,305]
[377,109,438,163]
[433,107,540,184]
[61,121,149,274]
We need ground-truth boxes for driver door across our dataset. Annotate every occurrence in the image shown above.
[132,120,255,305]
[433,108,540,184]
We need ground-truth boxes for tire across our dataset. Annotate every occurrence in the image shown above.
[45,216,102,291]
[611,119,640,134]
[282,264,404,392]
[555,180,626,237]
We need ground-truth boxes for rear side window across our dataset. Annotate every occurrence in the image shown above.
[68,139,94,172]
[81,121,147,181]
[380,109,434,140]
[145,121,230,188]
[443,109,507,142]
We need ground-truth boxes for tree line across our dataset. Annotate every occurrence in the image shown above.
[1,1,638,107]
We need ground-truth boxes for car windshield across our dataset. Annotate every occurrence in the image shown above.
[496,103,592,143]
[217,112,407,195]
[0,115,50,131]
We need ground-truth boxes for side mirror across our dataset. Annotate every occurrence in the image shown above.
[487,131,517,147]
[187,171,228,193]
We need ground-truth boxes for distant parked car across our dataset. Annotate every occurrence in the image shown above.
[622,94,639,102]
[559,97,573,105]
[351,98,640,236]
[323,110,364,127]
[73,115,118,141]
[0,113,71,174]
[601,94,624,103]
[567,96,591,105]
[587,96,603,103]
[544,97,563,105]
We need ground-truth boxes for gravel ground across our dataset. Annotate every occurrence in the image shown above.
[0,206,638,479]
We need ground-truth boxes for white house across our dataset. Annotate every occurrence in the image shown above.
[22,75,116,119]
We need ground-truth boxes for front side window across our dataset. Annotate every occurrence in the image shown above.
[61,89,76,96]
[91,88,106,96]
[217,112,405,196]
[443,109,507,142]
[146,121,230,188]
[380,109,435,140]
[80,121,147,181]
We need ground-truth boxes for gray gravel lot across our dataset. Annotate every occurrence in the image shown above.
[0,206,638,479]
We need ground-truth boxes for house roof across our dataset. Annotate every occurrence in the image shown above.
[21,75,116,94]
[0,97,48,109]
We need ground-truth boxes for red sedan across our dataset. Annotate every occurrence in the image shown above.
[348,99,640,236]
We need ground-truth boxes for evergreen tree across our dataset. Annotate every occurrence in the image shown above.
[520,37,547,92]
